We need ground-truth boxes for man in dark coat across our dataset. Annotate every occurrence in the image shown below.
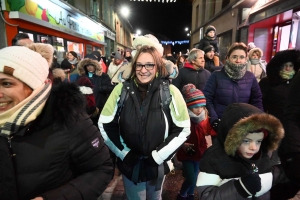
[172,49,211,92]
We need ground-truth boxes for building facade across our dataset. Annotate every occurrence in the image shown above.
[0,0,133,63]
[191,0,300,63]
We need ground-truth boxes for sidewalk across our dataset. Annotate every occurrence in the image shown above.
[98,168,126,200]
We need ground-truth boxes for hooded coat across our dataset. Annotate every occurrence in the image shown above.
[0,83,113,200]
[77,58,114,112]
[196,103,284,199]
[247,48,267,82]
[259,49,300,122]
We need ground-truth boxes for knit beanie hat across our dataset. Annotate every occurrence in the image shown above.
[182,84,206,109]
[132,34,164,57]
[205,25,216,35]
[0,44,53,89]
[114,52,123,60]
[77,76,97,115]
[203,45,215,54]
[69,51,78,59]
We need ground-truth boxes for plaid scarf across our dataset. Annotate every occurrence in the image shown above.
[0,83,51,137]
[224,60,247,81]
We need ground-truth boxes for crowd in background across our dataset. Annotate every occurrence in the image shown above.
[0,28,300,200]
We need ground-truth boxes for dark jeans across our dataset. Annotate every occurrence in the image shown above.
[179,160,199,196]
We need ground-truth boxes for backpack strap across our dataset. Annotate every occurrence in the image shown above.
[160,80,172,109]
[117,82,129,117]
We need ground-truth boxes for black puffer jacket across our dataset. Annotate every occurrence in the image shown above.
[172,62,211,92]
[259,49,300,122]
[0,83,113,200]
[196,103,284,199]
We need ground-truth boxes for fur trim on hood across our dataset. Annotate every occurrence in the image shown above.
[218,103,284,156]
[77,58,102,76]
[248,47,263,58]
[44,82,87,127]
[266,49,300,85]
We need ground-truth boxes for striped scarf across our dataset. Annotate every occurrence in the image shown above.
[0,83,52,137]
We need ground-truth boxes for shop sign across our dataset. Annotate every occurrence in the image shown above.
[105,30,115,41]
[5,0,105,43]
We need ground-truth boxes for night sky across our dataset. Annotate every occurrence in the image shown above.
[115,0,193,54]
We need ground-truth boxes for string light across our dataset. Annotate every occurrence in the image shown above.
[129,0,176,2]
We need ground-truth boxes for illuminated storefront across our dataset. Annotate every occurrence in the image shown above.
[1,0,112,63]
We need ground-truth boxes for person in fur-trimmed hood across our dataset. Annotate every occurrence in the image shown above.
[0,44,113,200]
[196,103,285,200]
[77,57,114,115]
[259,49,300,123]
[247,47,267,82]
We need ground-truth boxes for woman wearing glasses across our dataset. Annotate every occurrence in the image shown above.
[98,45,190,199]
[203,42,263,133]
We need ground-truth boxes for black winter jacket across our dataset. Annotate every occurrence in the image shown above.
[0,83,113,200]
[172,62,211,92]
[197,103,284,199]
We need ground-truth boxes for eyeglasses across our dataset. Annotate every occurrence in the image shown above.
[135,63,155,71]
[230,55,246,60]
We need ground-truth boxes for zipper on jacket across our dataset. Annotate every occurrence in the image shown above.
[7,136,16,157]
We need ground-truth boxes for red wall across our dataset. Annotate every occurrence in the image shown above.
[248,10,292,62]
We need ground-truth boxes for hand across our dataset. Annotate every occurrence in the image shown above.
[123,151,141,167]
[144,155,158,167]
[235,173,261,197]
[212,119,221,132]
[31,197,43,200]
[183,143,194,153]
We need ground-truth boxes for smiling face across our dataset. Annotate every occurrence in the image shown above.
[0,73,32,114]
[135,52,157,84]
[206,50,215,59]
[207,30,215,37]
[237,132,264,159]
[68,52,75,61]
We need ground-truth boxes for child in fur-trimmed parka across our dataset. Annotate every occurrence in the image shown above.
[196,103,285,199]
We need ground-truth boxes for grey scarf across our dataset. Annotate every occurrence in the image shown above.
[250,58,260,65]
[224,60,247,80]
[188,109,206,124]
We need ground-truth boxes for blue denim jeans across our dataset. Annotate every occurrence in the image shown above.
[179,160,200,196]
[122,174,165,200]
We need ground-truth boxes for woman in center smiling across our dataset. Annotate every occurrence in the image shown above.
[98,45,190,200]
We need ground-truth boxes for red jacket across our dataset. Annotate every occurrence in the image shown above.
[177,117,216,162]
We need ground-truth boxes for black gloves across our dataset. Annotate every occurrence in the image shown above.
[123,151,141,167]
[212,119,221,132]
[234,174,261,197]
[144,155,158,167]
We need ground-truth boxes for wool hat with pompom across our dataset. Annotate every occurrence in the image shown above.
[182,84,206,109]
[0,43,53,89]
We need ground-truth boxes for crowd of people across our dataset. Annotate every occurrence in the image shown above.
[0,28,299,200]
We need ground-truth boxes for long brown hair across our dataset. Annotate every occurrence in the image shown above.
[130,45,169,78]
